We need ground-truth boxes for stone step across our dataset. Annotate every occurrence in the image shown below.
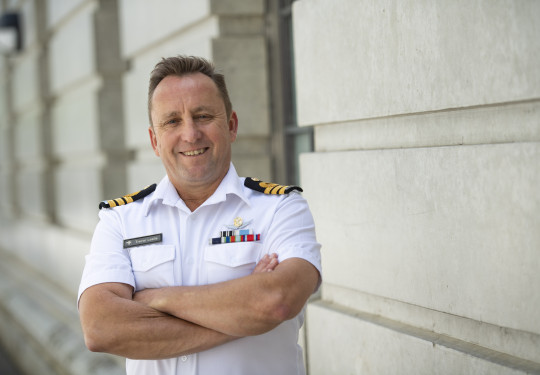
[0,248,125,375]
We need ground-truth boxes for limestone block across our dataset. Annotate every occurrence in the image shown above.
[14,106,42,161]
[12,51,40,112]
[48,3,96,94]
[127,158,166,193]
[293,0,540,126]
[321,284,540,364]
[51,79,99,157]
[119,0,211,57]
[54,164,101,232]
[0,171,14,214]
[306,302,529,375]
[15,167,47,219]
[217,15,265,36]
[0,57,7,82]
[97,79,126,151]
[21,0,38,48]
[316,100,540,152]
[4,0,18,9]
[210,0,264,15]
[0,219,93,294]
[123,18,217,149]
[300,142,540,335]
[0,124,11,163]
[212,36,269,136]
[232,136,270,156]
[46,0,88,28]
[231,154,272,182]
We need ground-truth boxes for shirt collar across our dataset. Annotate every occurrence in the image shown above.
[143,163,250,216]
[204,163,251,208]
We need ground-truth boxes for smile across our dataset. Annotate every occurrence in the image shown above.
[182,148,208,156]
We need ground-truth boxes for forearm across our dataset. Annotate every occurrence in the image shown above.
[134,258,319,337]
[142,275,281,337]
[79,283,236,359]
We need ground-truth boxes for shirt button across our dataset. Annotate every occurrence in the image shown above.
[181,356,188,362]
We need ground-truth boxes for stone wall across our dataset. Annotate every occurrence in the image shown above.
[294,0,540,373]
[2,0,538,374]
[0,0,274,373]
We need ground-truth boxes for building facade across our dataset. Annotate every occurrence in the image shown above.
[0,0,538,374]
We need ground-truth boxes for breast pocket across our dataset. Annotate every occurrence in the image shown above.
[205,243,262,284]
[129,245,176,291]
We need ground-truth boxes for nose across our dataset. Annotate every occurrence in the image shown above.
[181,117,202,143]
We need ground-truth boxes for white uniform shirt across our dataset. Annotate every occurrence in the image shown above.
[78,164,322,375]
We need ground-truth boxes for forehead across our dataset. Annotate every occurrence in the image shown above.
[151,73,222,109]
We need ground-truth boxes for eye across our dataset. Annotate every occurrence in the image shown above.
[194,114,213,122]
[163,118,179,126]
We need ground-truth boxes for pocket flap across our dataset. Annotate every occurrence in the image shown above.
[205,243,261,268]
[130,245,175,272]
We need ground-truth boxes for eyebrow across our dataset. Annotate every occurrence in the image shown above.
[191,106,215,113]
[162,111,180,119]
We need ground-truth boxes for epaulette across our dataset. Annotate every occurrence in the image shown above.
[99,184,157,209]
[244,177,303,195]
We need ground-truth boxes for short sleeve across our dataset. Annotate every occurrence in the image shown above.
[264,193,322,290]
[77,209,135,304]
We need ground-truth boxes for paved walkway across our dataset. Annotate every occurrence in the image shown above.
[0,343,23,375]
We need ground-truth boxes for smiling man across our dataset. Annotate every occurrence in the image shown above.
[78,56,322,375]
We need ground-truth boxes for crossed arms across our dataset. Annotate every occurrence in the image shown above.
[78,253,319,360]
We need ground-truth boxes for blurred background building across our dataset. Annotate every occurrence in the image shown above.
[0,0,538,374]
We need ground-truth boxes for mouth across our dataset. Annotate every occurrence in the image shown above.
[181,147,208,156]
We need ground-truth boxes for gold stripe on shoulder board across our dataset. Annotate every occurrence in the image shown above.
[99,183,157,209]
[244,177,303,195]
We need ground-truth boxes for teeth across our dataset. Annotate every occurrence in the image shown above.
[183,148,206,156]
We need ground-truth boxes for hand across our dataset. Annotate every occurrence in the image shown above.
[252,253,279,274]
[133,288,159,307]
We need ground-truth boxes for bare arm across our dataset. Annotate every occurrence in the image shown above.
[78,254,279,359]
[79,282,235,359]
[134,256,320,337]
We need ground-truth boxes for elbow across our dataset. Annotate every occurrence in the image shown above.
[83,331,104,353]
[261,290,301,326]
[269,300,294,324]
[237,292,295,336]
[84,336,104,353]
[82,323,116,354]
[83,330,106,353]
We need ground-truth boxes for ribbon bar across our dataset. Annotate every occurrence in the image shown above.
[220,229,254,237]
[209,234,261,245]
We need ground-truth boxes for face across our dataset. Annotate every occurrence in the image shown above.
[149,73,238,194]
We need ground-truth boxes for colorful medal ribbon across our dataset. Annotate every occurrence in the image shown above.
[209,229,261,245]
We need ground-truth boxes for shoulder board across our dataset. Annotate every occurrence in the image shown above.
[99,184,157,209]
[244,177,303,195]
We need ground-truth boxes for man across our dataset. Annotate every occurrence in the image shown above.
[78,55,322,375]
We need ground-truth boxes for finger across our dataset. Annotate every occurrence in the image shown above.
[253,254,271,274]
[263,254,279,272]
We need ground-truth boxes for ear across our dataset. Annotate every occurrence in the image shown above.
[228,111,238,142]
[148,126,160,157]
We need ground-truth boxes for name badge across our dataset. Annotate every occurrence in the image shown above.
[123,233,163,249]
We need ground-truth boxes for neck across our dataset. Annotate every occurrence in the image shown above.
[182,197,207,212]
[172,167,230,212]
[175,184,217,212]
